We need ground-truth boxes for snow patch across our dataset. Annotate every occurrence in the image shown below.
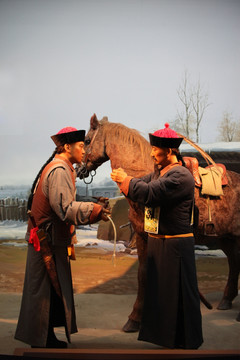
[0,221,226,257]
[0,220,27,240]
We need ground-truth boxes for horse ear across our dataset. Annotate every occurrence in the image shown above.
[90,113,99,130]
[102,116,108,123]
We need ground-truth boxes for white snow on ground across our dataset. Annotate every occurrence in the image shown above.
[75,226,126,252]
[195,249,226,258]
[0,221,126,253]
[0,221,226,257]
[0,220,27,240]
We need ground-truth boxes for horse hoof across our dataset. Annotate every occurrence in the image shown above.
[122,319,140,332]
[236,312,240,322]
[217,299,232,310]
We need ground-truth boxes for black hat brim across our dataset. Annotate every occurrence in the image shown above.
[51,130,86,146]
[149,133,183,148]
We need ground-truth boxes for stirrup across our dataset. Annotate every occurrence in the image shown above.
[204,221,217,236]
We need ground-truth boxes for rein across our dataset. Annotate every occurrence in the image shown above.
[81,167,96,185]
[107,215,117,267]
[81,125,118,264]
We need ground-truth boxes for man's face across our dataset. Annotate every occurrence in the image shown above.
[69,141,85,164]
[150,146,169,166]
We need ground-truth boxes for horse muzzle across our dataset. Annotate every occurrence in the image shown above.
[75,162,90,179]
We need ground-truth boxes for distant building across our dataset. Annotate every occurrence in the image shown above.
[91,186,119,198]
[0,185,30,200]
[76,184,119,198]
[180,142,240,174]
[76,185,89,197]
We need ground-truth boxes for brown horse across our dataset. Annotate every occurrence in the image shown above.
[81,114,240,326]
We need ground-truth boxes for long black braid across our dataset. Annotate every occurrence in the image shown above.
[172,148,186,167]
[177,152,186,167]
[27,149,57,211]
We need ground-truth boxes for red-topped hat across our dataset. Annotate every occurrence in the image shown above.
[51,127,86,146]
[149,123,183,148]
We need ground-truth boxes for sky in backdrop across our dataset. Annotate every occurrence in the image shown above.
[0,0,240,186]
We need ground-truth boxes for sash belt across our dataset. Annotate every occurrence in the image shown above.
[149,233,194,239]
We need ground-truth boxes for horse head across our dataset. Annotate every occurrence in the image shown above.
[79,113,154,180]
[83,113,109,172]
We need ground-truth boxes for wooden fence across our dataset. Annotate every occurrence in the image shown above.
[0,198,28,221]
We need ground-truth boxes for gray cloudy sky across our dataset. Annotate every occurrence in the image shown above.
[0,0,240,186]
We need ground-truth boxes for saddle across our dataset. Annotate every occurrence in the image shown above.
[183,156,228,194]
[183,157,228,236]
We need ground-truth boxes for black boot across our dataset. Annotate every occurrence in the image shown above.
[122,318,140,332]
[46,327,68,348]
[47,286,68,348]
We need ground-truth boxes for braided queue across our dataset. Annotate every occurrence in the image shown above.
[27,149,58,211]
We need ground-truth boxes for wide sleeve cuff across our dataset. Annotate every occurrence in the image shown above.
[119,176,133,196]
[89,203,103,223]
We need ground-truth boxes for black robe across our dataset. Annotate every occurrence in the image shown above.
[126,165,203,349]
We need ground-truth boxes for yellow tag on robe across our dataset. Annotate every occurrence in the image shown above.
[144,207,160,234]
[67,245,76,260]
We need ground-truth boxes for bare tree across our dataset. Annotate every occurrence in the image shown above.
[174,70,210,142]
[175,70,194,138]
[217,112,239,142]
[234,120,240,140]
[191,79,211,143]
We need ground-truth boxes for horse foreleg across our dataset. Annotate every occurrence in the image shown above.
[122,232,148,332]
[217,238,240,313]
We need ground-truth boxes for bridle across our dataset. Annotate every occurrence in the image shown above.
[84,126,100,164]
[77,126,100,185]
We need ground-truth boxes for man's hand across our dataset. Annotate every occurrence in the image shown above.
[111,168,128,184]
[95,196,110,209]
[100,208,111,222]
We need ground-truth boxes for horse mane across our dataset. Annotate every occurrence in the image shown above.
[100,119,152,163]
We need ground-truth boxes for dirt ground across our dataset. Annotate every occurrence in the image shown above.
[0,243,233,296]
[0,243,240,355]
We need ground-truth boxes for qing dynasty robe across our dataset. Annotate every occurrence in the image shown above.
[15,156,102,347]
[121,164,203,349]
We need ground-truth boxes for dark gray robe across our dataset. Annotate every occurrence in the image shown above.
[15,243,76,347]
[126,165,203,349]
[15,159,98,347]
